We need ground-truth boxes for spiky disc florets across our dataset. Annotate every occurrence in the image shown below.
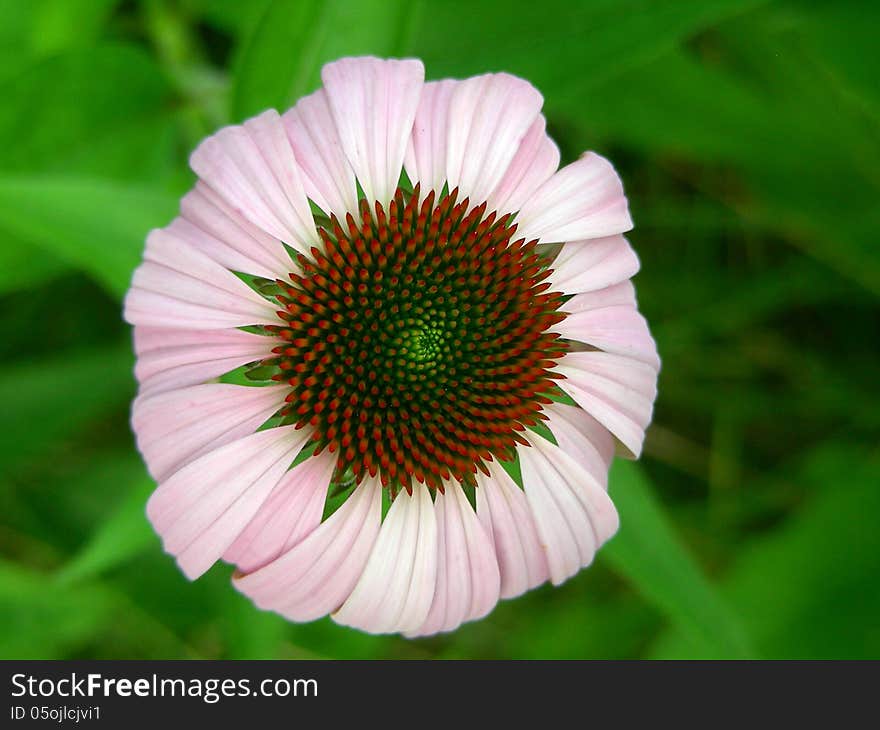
[265,185,567,492]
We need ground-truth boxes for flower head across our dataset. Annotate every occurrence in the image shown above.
[124,57,659,636]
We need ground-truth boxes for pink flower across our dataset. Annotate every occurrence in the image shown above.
[124,57,659,636]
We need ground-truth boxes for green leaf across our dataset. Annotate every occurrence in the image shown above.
[0,232,69,293]
[56,473,156,586]
[0,558,196,659]
[0,0,119,83]
[604,460,755,658]
[28,0,121,56]
[0,44,177,182]
[790,0,880,121]
[651,446,880,658]
[201,0,272,39]
[410,0,764,100]
[217,591,290,659]
[0,2,37,83]
[0,341,134,470]
[566,30,880,295]
[0,176,177,298]
[231,0,417,121]
[232,0,762,122]
[0,560,116,659]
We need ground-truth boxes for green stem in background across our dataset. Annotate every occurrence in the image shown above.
[605,460,756,659]
[142,0,230,146]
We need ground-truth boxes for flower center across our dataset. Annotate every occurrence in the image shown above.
[266,186,567,492]
[399,323,444,363]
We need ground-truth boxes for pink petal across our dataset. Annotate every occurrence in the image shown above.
[542,401,615,489]
[519,433,620,585]
[555,281,660,368]
[132,383,288,482]
[404,79,457,196]
[233,477,382,622]
[333,483,438,634]
[488,115,559,215]
[189,110,317,250]
[475,465,550,599]
[223,448,338,573]
[445,73,543,207]
[407,482,501,637]
[178,183,296,280]
[516,152,633,243]
[133,326,274,395]
[563,279,636,311]
[321,56,424,205]
[146,425,311,579]
[282,88,359,220]
[555,351,659,459]
[546,235,640,295]
[124,227,279,330]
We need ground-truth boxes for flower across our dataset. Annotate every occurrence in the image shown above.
[124,56,659,636]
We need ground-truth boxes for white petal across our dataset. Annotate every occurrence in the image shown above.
[178,183,296,280]
[475,465,550,598]
[146,425,311,579]
[546,235,640,295]
[445,73,543,206]
[333,483,438,634]
[133,383,288,482]
[542,401,615,489]
[282,88,359,220]
[563,279,636,312]
[407,482,500,636]
[519,433,619,585]
[516,152,633,243]
[488,114,560,215]
[555,351,658,459]
[133,326,274,395]
[233,476,382,622]
[190,110,318,250]
[321,56,424,205]
[404,79,457,196]
[555,281,660,368]
[124,227,279,330]
[224,448,338,573]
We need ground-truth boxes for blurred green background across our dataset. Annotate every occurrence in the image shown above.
[1,0,878,660]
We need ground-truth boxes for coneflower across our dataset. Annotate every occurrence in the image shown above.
[124,56,659,636]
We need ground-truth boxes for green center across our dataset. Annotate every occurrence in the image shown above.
[398,321,447,365]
